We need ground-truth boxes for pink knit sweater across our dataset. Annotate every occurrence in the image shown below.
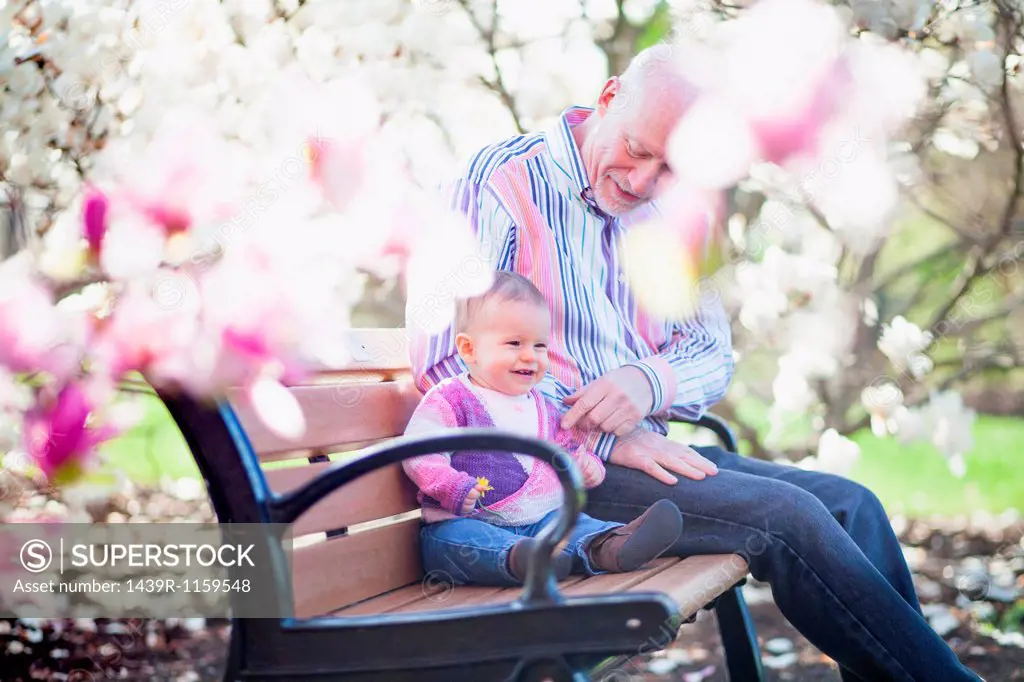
[401,373,604,526]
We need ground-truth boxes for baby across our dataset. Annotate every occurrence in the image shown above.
[403,271,683,586]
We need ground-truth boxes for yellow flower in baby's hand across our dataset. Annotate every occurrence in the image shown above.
[476,476,495,497]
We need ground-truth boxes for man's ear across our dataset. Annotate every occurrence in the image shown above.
[596,77,621,115]
[455,333,475,364]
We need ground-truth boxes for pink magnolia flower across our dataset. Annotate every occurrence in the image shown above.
[93,115,251,281]
[92,240,318,401]
[0,257,80,379]
[666,0,866,184]
[655,185,728,278]
[668,95,760,190]
[264,69,380,213]
[89,274,201,384]
[716,0,853,166]
[675,192,727,279]
[746,61,851,165]
[105,108,250,242]
[213,327,310,389]
[619,187,725,320]
[22,382,117,480]
[82,186,109,258]
[194,242,333,389]
[307,134,370,212]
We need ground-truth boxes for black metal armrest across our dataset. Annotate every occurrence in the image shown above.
[267,428,585,606]
[669,412,738,453]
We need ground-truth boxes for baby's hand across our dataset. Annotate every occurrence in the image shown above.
[460,479,493,515]
[461,486,482,515]
[578,454,605,488]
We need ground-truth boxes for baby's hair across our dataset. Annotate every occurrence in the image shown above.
[455,271,548,334]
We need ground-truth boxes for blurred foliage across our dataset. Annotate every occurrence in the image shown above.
[635,0,675,52]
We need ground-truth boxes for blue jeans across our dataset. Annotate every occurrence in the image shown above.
[585,445,982,682]
[420,510,620,586]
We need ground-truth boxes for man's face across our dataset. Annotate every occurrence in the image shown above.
[581,77,689,216]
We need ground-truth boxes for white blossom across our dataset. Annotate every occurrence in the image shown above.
[734,264,790,332]
[731,243,840,333]
[965,50,1004,91]
[771,355,819,414]
[812,149,901,253]
[892,391,976,476]
[935,6,997,44]
[917,48,951,82]
[878,315,934,379]
[8,62,46,98]
[860,380,905,436]
[0,368,32,452]
[796,428,861,476]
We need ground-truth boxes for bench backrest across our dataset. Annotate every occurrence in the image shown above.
[229,329,425,619]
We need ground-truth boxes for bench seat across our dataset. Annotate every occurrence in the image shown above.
[159,328,764,681]
[337,555,749,620]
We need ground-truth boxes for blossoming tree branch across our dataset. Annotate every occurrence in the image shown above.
[0,0,1020,486]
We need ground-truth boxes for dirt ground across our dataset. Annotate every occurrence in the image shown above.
[635,515,1024,682]
[634,587,1024,681]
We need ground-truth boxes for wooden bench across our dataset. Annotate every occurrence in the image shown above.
[159,329,765,681]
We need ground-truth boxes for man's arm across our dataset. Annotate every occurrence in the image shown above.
[599,298,733,485]
[630,294,735,421]
[559,296,734,448]
[408,175,516,392]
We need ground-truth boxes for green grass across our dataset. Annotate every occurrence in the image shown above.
[98,394,1023,517]
[845,415,1024,517]
[97,395,200,483]
[669,414,1023,517]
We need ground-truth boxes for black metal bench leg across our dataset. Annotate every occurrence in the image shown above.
[715,586,765,682]
[224,620,242,682]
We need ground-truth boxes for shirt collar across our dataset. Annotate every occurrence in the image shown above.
[546,106,610,217]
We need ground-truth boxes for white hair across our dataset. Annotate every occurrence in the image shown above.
[615,45,698,112]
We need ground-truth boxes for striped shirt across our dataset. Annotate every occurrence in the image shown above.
[409,106,735,460]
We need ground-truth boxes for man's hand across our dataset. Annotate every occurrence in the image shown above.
[609,429,719,485]
[577,454,606,488]
[561,366,653,436]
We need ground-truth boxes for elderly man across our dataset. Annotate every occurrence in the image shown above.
[409,49,981,682]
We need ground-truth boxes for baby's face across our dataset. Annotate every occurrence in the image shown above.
[462,298,551,396]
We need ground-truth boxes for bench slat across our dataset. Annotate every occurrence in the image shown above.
[628,554,749,622]
[335,583,448,616]
[391,584,507,613]
[560,557,682,596]
[311,329,411,373]
[335,554,745,625]
[475,575,588,605]
[257,439,392,464]
[231,379,421,455]
[300,369,412,385]
[266,462,419,536]
[338,575,589,616]
[291,519,422,619]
